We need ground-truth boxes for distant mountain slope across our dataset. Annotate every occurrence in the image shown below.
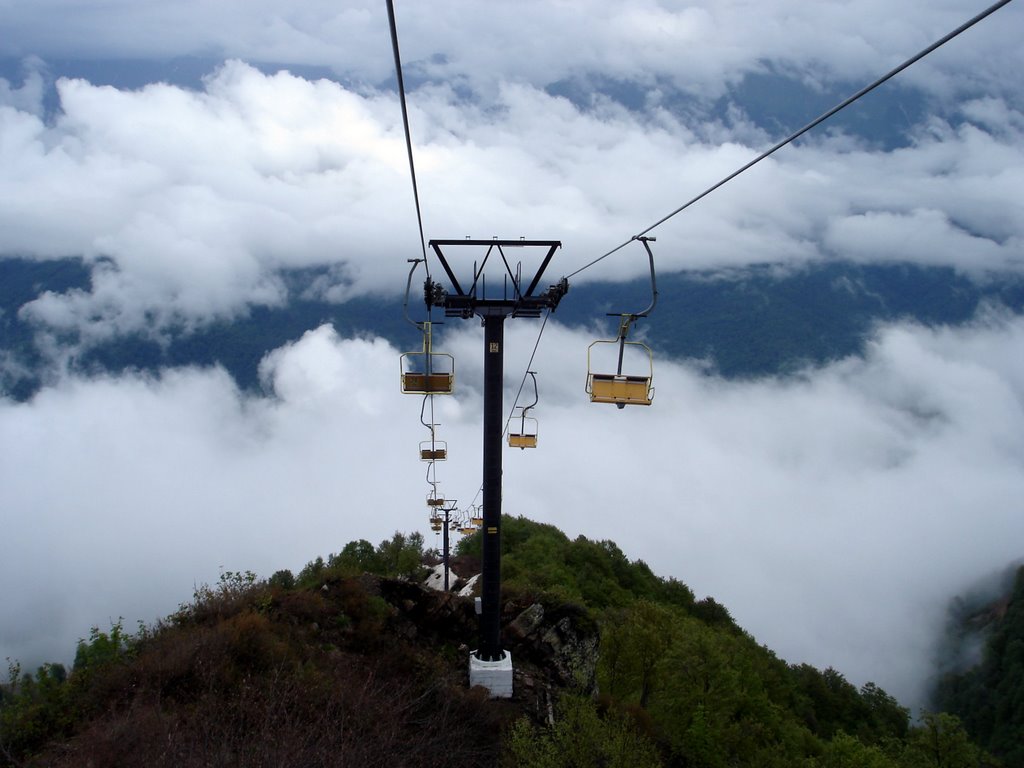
[933,564,1024,765]
[2,256,1022,399]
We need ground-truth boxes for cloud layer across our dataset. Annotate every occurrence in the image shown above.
[3,1,1022,101]
[1,58,1021,346]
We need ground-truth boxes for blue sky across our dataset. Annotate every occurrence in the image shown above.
[1,0,1023,710]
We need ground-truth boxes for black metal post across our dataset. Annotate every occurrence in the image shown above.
[423,238,566,679]
[443,507,450,592]
[479,313,505,661]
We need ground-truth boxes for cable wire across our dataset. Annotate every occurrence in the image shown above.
[385,0,430,268]
[565,0,1016,279]
[461,309,553,513]
[388,0,451,532]
[505,310,551,437]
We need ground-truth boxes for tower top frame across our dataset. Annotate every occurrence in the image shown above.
[426,238,568,318]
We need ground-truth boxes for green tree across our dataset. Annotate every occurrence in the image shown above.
[331,538,380,574]
[0,661,74,759]
[374,531,425,579]
[73,619,127,672]
[821,731,899,768]
[902,712,986,768]
[505,695,662,768]
[599,601,678,707]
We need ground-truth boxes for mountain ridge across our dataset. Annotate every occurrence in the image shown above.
[1,518,1004,766]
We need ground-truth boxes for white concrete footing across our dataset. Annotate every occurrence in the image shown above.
[469,650,513,698]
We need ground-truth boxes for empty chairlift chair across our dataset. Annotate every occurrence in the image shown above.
[401,322,454,395]
[508,371,540,449]
[419,404,448,460]
[464,505,484,527]
[586,331,654,407]
[419,440,448,461]
[585,236,659,409]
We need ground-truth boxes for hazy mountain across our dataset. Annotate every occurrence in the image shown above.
[3,255,1022,400]
[933,563,1024,764]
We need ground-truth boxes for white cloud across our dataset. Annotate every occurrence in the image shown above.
[3,314,1023,712]
[0,61,1020,346]
[3,1,1020,102]
[0,327,432,666]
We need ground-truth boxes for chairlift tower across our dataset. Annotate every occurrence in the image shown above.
[425,238,568,696]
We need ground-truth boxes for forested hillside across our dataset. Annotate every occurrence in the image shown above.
[934,565,1024,765]
[1,518,999,766]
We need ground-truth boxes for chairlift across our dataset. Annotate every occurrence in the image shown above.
[467,505,484,527]
[419,403,448,460]
[420,441,448,461]
[401,321,454,394]
[508,371,539,449]
[586,237,658,409]
[459,524,476,535]
[400,260,454,394]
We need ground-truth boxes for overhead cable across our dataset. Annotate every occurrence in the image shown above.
[385,0,430,269]
[506,310,551,435]
[462,309,553,514]
[565,0,1016,280]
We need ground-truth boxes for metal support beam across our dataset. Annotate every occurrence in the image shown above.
[479,314,505,661]
[443,506,451,592]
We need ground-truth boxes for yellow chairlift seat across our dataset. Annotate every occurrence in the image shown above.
[586,338,654,407]
[588,372,653,406]
[507,414,538,450]
[459,525,476,535]
[471,516,484,526]
[400,322,454,395]
[427,496,446,508]
[419,440,448,461]
[508,432,538,449]
[402,368,454,394]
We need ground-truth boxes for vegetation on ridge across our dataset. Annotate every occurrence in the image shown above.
[466,517,997,768]
[1,518,1001,767]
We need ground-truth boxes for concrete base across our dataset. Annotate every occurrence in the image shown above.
[469,650,513,698]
